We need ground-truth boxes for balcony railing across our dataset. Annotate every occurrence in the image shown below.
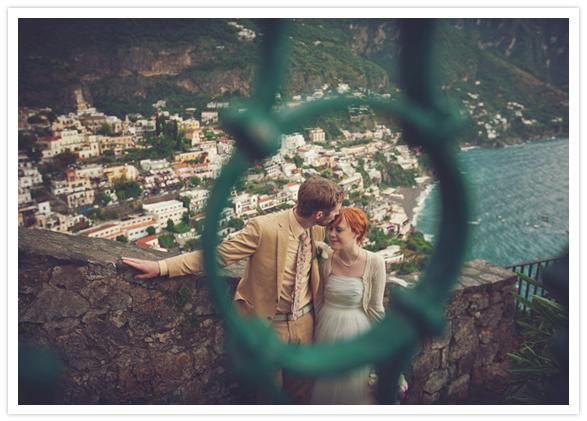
[504,257,562,321]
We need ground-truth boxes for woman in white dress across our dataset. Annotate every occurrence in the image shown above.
[311,207,386,405]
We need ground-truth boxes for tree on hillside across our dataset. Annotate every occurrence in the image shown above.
[97,123,112,136]
[113,176,142,200]
[116,235,128,243]
[100,193,112,206]
[227,217,245,231]
[178,196,191,210]
[54,150,77,168]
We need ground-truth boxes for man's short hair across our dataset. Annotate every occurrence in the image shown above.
[296,176,345,217]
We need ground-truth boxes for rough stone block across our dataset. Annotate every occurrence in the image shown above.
[21,284,90,323]
[423,369,449,394]
[411,350,441,377]
[449,334,479,360]
[447,374,470,397]
[474,342,500,368]
[452,316,475,341]
[456,352,476,377]
[468,292,490,311]
[477,304,504,327]
[421,391,440,405]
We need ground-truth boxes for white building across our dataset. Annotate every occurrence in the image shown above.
[66,189,95,209]
[18,186,32,205]
[297,147,318,166]
[308,128,326,143]
[339,173,364,192]
[181,189,210,212]
[283,182,300,201]
[281,162,297,178]
[376,245,405,268]
[119,214,159,242]
[233,193,258,217]
[76,164,105,180]
[388,209,411,240]
[280,133,306,155]
[140,159,169,171]
[264,162,281,179]
[201,111,219,124]
[143,200,186,229]
[18,166,43,188]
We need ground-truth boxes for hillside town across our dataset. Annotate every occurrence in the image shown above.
[18,92,432,272]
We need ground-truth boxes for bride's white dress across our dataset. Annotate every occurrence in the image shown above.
[310,274,372,405]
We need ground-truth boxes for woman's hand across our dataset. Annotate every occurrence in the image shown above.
[122,257,160,279]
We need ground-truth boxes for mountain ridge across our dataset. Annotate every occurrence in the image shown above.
[18,18,569,145]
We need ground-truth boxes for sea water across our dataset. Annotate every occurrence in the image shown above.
[414,137,569,267]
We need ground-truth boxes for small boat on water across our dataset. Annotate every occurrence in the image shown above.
[542,215,549,222]
[534,224,541,228]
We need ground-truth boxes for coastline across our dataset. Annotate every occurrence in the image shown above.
[392,178,436,227]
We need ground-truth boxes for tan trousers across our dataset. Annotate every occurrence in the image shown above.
[256,309,315,405]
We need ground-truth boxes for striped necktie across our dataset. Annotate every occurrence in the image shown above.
[291,231,308,320]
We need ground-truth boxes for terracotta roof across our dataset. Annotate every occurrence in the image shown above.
[79,223,118,236]
[135,234,159,248]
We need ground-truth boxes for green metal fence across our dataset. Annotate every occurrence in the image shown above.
[201,18,469,405]
[505,257,563,322]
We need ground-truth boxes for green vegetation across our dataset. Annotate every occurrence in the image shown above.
[185,237,202,251]
[405,230,433,255]
[504,272,568,404]
[100,193,112,206]
[159,282,192,312]
[112,176,142,201]
[364,227,392,252]
[158,233,175,248]
[18,18,568,144]
[227,217,245,231]
[19,322,38,334]
[178,314,202,337]
[394,230,434,275]
[97,123,112,135]
[178,196,191,210]
[374,152,417,187]
[19,133,43,162]
[115,235,128,243]
[171,221,191,234]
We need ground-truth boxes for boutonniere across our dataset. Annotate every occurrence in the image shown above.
[310,241,330,264]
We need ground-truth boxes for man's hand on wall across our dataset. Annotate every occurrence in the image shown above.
[122,257,160,279]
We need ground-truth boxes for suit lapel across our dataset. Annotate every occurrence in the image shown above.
[309,226,323,300]
[275,212,289,296]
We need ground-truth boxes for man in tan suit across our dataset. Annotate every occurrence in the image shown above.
[123,176,344,404]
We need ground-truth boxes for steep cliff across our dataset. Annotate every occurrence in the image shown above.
[18,18,568,144]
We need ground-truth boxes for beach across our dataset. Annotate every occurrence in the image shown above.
[394,178,436,226]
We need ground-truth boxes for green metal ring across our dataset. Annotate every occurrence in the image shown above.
[201,18,468,404]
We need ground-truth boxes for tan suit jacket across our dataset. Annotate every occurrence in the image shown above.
[159,210,325,321]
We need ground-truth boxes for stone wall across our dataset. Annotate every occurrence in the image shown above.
[18,228,517,405]
[18,227,253,405]
[400,260,517,405]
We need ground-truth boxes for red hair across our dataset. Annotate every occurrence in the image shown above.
[329,207,368,244]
